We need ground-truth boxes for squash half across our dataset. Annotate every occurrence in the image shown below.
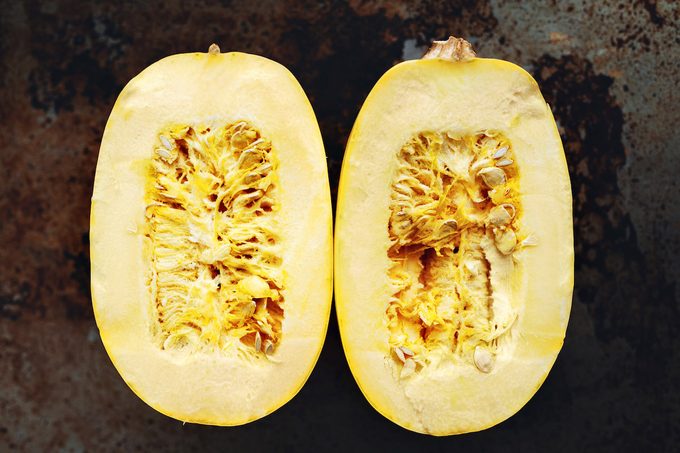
[335,37,573,435]
[91,45,332,425]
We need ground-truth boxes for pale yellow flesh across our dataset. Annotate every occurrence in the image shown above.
[91,51,333,425]
[335,58,573,435]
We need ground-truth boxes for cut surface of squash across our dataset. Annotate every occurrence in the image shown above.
[91,45,332,425]
[335,37,573,435]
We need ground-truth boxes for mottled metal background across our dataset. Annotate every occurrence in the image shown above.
[1,0,678,451]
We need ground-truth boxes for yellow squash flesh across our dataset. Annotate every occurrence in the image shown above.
[91,46,333,425]
[334,38,573,435]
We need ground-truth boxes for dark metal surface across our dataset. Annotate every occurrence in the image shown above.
[1,0,678,451]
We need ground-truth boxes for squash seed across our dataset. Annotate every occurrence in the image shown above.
[440,219,458,231]
[495,229,517,255]
[473,346,494,373]
[437,219,458,238]
[488,205,511,226]
[401,358,416,378]
[496,158,513,167]
[156,147,172,160]
[493,146,508,159]
[395,346,406,363]
[471,157,493,174]
[488,203,517,226]
[478,167,506,188]
[500,203,516,219]
[159,135,172,150]
[400,346,415,357]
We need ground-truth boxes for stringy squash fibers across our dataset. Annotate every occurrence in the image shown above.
[335,37,573,435]
[91,44,332,425]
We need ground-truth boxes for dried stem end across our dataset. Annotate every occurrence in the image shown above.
[422,36,476,62]
[208,43,221,55]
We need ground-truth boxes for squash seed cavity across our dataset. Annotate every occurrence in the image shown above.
[386,131,526,375]
[144,121,284,356]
